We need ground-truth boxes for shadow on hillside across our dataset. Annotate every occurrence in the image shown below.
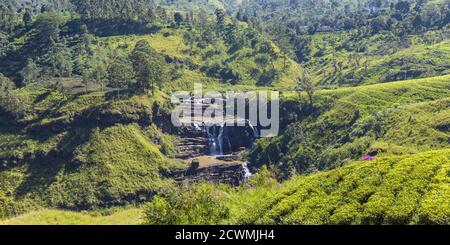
[14,126,96,200]
[67,18,163,37]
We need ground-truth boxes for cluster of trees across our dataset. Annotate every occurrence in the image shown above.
[71,0,157,23]
[238,0,449,34]
[0,1,176,98]
[0,1,20,33]
[232,0,450,62]
[2,1,287,91]
[3,0,447,95]
[176,8,282,85]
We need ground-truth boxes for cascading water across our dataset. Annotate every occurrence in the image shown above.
[249,121,260,139]
[204,122,225,156]
[217,124,225,156]
[242,162,252,180]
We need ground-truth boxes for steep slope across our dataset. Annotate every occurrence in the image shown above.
[0,87,180,219]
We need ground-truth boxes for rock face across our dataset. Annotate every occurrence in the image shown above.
[175,125,210,159]
[171,97,258,185]
[171,163,246,186]
[175,123,256,159]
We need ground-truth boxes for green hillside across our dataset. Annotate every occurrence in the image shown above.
[100,27,301,89]
[0,87,181,218]
[229,149,450,225]
[0,0,449,225]
[250,75,450,178]
[3,148,449,225]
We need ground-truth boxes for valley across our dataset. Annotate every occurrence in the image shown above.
[0,0,449,225]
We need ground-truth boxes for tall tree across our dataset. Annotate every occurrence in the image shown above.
[90,62,107,92]
[0,73,24,119]
[131,40,167,95]
[108,57,135,98]
[45,37,73,77]
[296,69,316,106]
[215,8,226,33]
[174,12,184,27]
[20,58,40,85]
[81,67,91,94]
[22,8,33,27]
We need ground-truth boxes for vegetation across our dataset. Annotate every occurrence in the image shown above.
[233,149,450,225]
[143,184,229,225]
[249,75,450,179]
[0,208,143,225]
[0,0,448,225]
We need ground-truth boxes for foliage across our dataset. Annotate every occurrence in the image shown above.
[250,75,450,178]
[0,0,448,225]
[143,183,229,225]
[236,149,450,225]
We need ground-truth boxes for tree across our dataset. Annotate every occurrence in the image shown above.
[80,24,91,48]
[108,57,135,98]
[215,8,225,32]
[20,58,40,85]
[0,73,14,99]
[370,16,388,34]
[174,12,184,27]
[133,39,153,54]
[22,8,33,27]
[255,54,271,71]
[143,184,229,225]
[131,48,152,94]
[412,15,423,31]
[131,40,167,95]
[81,67,91,94]
[395,1,411,14]
[0,32,8,56]
[33,13,64,49]
[91,62,107,92]
[45,37,73,77]
[258,41,277,69]
[296,69,316,106]
[0,73,25,119]
[0,2,17,33]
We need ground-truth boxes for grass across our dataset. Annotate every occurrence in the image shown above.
[0,208,143,225]
[0,86,181,218]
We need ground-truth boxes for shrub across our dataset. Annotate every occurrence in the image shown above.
[143,184,229,225]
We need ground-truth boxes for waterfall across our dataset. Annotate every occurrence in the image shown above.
[217,123,225,156]
[204,122,225,156]
[193,122,201,130]
[242,162,252,180]
[248,121,260,139]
